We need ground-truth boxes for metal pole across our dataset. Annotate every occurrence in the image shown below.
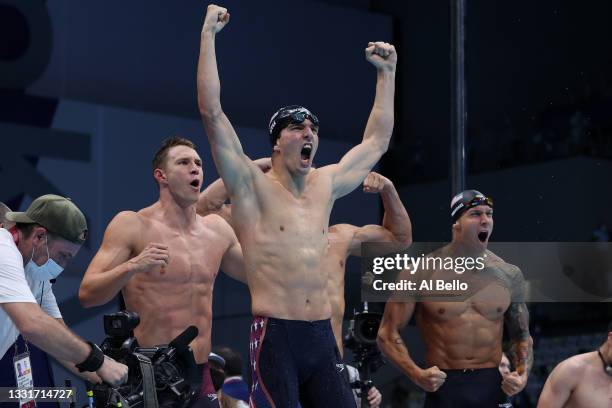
[450,0,466,195]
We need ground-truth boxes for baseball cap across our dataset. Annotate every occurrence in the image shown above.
[5,194,88,243]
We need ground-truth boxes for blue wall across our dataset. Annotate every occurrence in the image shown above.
[1,1,391,397]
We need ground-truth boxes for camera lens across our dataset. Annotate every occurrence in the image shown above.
[358,316,381,343]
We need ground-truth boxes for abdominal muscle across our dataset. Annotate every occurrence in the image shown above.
[417,302,505,369]
[245,229,332,321]
[124,277,213,364]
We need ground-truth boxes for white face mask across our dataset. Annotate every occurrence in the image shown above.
[25,235,63,281]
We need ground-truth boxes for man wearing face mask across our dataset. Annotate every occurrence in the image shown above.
[0,195,128,391]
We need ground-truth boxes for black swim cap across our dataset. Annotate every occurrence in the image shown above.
[268,105,319,147]
[450,190,493,222]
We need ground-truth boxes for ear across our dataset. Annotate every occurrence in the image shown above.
[272,140,281,153]
[31,226,47,244]
[452,221,460,232]
[153,168,167,185]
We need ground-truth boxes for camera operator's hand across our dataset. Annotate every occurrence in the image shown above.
[412,366,447,392]
[366,386,382,407]
[96,356,128,386]
[127,243,169,274]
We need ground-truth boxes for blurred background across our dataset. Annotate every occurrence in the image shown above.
[1,1,611,406]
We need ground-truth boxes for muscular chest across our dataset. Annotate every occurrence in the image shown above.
[133,225,226,285]
[421,285,510,322]
[258,182,332,240]
[469,284,511,318]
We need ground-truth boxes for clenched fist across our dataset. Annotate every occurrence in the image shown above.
[127,243,169,274]
[363,171,392,194]
[202,4,230,34]
[365,41,397,72]
[413,366,447,392]
[501,370,527,396]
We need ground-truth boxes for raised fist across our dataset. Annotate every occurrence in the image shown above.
[365,41,397,72]
[363,171,392,194]
[202,4,230,34]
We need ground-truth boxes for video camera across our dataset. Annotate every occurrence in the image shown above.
[91,311,200,408]
[344,302,385,408]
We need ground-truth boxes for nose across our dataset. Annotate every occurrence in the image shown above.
[303,127,314,140]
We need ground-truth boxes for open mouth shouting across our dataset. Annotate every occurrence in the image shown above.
[189,179,201,190]
[300,143,313,167]
[477,231,489,243]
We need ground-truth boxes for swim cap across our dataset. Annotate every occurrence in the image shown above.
[268,105,319,146]
[450,190,493,222]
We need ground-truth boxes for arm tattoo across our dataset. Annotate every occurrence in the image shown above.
[504,302,533,374]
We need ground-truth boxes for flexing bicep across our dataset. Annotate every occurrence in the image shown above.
[349,224,397,257]
[329,138,388,199]
[198,177,229,216]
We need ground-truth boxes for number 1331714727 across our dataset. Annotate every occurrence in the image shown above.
[2,387,75,402]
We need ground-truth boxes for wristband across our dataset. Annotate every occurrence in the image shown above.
[76,342,105,372]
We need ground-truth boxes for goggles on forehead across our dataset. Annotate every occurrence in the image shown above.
[268,106,319,138]
[451,194,494,222]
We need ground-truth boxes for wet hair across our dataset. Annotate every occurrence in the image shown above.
[152,136,197,171]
